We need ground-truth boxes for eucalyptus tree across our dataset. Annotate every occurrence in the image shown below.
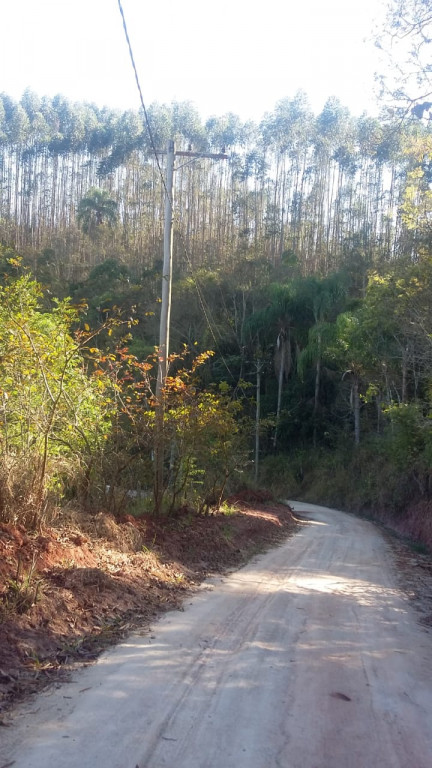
[308,97,353,270]
[4,102,31,246]
[0,88,417,285]
[376,0,432,116]
[260,92,314,265]
[399,125,432,257]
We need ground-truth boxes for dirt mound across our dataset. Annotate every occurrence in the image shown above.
[0,502,297,712]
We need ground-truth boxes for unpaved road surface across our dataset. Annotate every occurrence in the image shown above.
[1,502,432,768]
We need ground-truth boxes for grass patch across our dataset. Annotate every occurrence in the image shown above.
[1,554,44,617]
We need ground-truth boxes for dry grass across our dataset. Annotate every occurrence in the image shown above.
[58,508,146,551]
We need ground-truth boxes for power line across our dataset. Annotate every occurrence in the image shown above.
[117,0,167,194]
[175,225,246,385]
[116,0,237,384]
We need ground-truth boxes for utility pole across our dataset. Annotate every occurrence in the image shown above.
[158,139,175,395]
[154,140,174,513]
[153,141,228,514]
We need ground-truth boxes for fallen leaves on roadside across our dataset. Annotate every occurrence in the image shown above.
[0,502,298,712]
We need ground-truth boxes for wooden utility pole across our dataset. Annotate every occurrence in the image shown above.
[154,140,175,513]
[153,141,228,514]
[158,140,175,393]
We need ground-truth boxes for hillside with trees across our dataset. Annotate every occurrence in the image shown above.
[0,0,431,541]
[1,81,432,535]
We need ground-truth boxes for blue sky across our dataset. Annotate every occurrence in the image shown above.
[2,0,385,120]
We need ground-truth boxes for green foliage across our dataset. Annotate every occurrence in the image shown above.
[383,404,428,468]
[0,555,43,616]
[0,275,114,525]
[258,453,304,498]
[88,345,249,516]
[77,188,118,238]
[160,356,249,513]
[87,258,130,285]
[379,404,432,499]
[2,249,431,528]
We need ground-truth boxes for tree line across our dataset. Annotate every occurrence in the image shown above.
[0,89,425,279]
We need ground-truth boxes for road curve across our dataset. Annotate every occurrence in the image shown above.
[1,502,432,768]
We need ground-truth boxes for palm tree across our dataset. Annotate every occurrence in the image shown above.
[77,188,118,239]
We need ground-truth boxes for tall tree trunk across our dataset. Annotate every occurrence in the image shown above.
[313,332,322,448]
[273,329,290,449]
[353,377,360,446]
[255,360,263,484]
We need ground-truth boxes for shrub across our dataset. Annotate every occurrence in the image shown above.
[0,275,114,526]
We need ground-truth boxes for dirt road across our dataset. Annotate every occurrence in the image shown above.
[1,502,432,768]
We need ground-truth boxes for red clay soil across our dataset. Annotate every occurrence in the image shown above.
[0,498,298,713]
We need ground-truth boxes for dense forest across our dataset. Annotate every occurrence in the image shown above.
[1,0,432,537]
[0,89,415,273]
